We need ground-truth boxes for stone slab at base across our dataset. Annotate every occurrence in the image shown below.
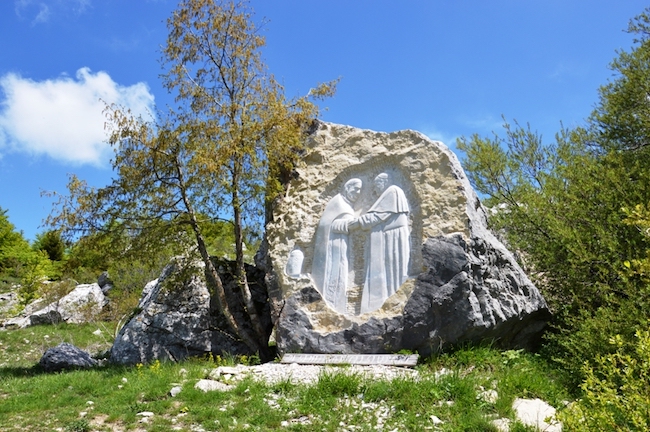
[281,353,419,366]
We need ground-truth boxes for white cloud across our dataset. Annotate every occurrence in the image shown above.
[33,3,50,23]
[0,67,155,166]
[14,0,90,24]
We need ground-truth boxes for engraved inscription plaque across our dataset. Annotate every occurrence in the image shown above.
[281,353,419,366]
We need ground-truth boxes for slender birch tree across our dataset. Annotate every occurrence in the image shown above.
[47,0,336,359]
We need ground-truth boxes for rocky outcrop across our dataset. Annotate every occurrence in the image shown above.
[0,291,18,317]
[2,283,106,329]
[265,122,550,355]
[39,342,98,372]
[109,257,270,365]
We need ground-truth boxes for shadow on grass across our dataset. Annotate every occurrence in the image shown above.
[0,362,132,379]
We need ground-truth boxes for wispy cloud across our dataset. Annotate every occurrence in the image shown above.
[70,0,90,14]
[14,0,90,24]
[33,3,50,23]
[0,67,155,166]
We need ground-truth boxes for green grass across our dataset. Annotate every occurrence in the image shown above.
[0,324,573,431]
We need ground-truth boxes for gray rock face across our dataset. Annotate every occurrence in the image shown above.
[0,291,18,317]
[39,342,97,372]
[265,122,549,355]
[98,271,113,294]
[110,258,270,365]
[2,283,106,329]
[35,283,106,325]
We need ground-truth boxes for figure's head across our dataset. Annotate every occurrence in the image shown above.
[373,173,389,195]
[343,178,362,203]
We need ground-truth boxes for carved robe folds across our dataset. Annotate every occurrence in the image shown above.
[311,194,355,313]
[358,185,410,313]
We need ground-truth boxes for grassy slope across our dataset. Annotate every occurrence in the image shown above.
[0,323,571,432]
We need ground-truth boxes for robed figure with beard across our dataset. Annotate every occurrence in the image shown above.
[311,178,362,314]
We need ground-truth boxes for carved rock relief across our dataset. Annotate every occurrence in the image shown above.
[285,166,422,316]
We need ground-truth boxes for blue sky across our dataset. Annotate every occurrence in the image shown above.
[1,0,647,240]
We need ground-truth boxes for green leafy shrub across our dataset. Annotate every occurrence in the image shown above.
[99,256,168,322]
[545,294,649,389]
[456,9,650,385]
[0,208,60,300]
[15,249,56,307]
[560,330,650,431]
[64,418,90,432]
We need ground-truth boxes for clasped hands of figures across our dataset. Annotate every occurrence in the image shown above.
[330,174,391,235]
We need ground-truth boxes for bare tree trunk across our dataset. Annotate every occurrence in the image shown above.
[176,160,262,355]
[193,222,263,355]
[232,160,270,360]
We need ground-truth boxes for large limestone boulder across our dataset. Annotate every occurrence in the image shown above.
[110,258,270,365]
[2,283,106,329]
[265,122,550,355]
[34,283,106,325]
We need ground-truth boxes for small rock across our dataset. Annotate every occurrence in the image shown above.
[430,415,444,425]
[512,398,561,432]
[194,379,234,392]
[92,329,102,336]
[170,386,182,397]
[491,418,511,432]
[98,271,113,289]
[136,411,154,417]
[477,389,499,404]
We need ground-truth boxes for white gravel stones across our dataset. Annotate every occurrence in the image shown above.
[207,363,419,386]
[280,415,312,427]
[491,417,511,431]
[136,411,154,423]
[477,388,499,404]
